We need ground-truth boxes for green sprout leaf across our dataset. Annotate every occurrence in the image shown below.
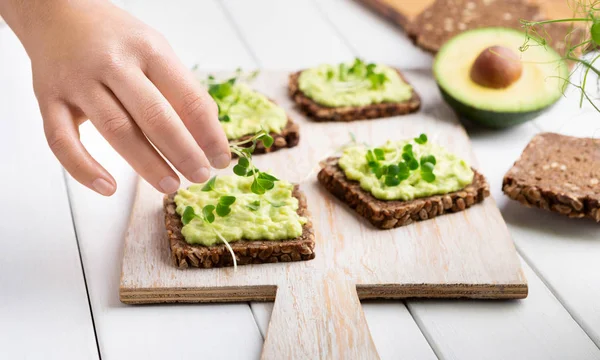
[385,175,401,187]
[258,134,274,148]
[373,148,385,161]
[592,21,600,46]
[202,176,217,190]
[233,165,247,176]
[202,205,216,223]
[327,69,334,80]
[219,114,231,122]
[182,206,197,225]
[216,203,231,217]
[247,200,261,211]
[258,172,279,181]
[420,155,437,166]
[397,162,410,180]
[422,171,436,183]
[407,159,419,170]
[219,196,236,206]
[421,162,435,173]
[238,157,250,168]
[251,179,266,195]
[414,134,428,144]
[387,164,400,176]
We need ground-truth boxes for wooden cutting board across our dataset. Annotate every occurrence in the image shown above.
[120,70,527,359]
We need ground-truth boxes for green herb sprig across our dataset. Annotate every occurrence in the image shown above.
[181,199,238,269]
[364,134,437,186]
[329,58,390,92]
[520,1,600,112]
[230,130,278,195]
[204,68,261,122]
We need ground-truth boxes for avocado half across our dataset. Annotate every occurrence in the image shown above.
[433,27,568,128]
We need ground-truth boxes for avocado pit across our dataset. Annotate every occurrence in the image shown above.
[470,46,523,89]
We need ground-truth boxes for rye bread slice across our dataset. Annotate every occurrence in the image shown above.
[231,117,300,155]
[318,157,490,229]
[164,185,316,269]
[407,0,542,53]
[288,70,421,122]
[502,133,600,222]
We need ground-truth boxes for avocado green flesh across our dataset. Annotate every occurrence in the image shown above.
[174,176,306,246]
[434,27,568,128]
[338,140,474,201]
[215,83,287,140]
[298,63,413,107]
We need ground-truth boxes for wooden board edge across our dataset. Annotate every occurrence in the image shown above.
[357,283,529,300]
[119,285,278,304]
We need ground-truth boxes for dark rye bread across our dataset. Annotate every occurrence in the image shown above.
[503,133,600,222]
[164,185,315,269]
[288,70,421,122]
[231,117,299,155]
[318,157,490,229]
[407,0,540,53]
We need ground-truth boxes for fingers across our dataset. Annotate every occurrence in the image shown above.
[78,85,181,194]
[146,53,231,169]
[41,101,117,196]
[105,69,212,184]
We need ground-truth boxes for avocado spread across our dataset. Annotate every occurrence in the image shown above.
[339,140,474,201]
[174,176,306,246]
[298,61,413,107]
[213,83,287,140]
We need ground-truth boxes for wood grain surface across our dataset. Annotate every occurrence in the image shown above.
[120,70,527,358]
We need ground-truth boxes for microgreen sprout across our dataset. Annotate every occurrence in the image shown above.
[181,191,238,269]
[229,130,278,195]
[520,1,599,112]
[364,134,438,187]
[327,58,390,92]
[414,133,428,144]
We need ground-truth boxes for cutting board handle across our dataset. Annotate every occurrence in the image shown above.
[261,271,380,359]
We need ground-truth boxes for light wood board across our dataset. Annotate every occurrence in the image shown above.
[120,70,527,359]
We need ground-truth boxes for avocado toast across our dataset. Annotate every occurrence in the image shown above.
[318,135,490,229]
[503,133,600,222]
[289,59,420,122]
[165,184,315,269]
[207,75,299,154]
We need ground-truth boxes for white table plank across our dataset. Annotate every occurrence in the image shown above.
[0,28,98,360]
[408,260,600,360]
[313,0,432,69]
[123,0,256,70]
[222,0,354,68]
[62,1,264,358]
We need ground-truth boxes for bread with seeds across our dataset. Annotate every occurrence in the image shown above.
[502,132,600,222]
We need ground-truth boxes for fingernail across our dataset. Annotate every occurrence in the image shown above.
[210,153,231,169]
[191,167,211,183]
[159,176,179,193]
[92,178,115,196]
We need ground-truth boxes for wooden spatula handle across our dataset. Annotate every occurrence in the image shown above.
[261,271,379,359]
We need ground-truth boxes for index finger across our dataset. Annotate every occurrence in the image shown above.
[146,51,231,169]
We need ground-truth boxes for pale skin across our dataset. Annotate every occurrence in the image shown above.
[0,0,231,196]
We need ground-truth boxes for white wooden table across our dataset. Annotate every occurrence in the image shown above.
[1,1,599,359]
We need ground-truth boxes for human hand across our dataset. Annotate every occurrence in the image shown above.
[1,0,230,195]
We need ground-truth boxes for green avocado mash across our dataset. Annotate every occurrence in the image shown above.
[298,61,413,107]
[174,175,306,246]
[212,83,287,140]
[339,140,474,201]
